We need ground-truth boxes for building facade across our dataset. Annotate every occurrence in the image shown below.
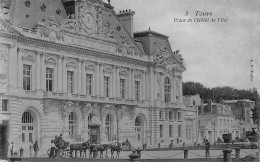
[0,0,197,154]
[198,100,240,143]
[224,99,255,137]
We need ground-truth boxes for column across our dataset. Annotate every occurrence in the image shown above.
[172,76,176,103]
[117,66,120,98]
[150,68,154,102]
[142,71,146,100]
[54,62,58,92]
[58,56,62,93]
[100,63,104,96]
[8,45,17,88]
[131,69,135,99]
[41,53,46,91]
[154,71,157,101]
[112,66,116,98]
[128,68,131,99]
[161,73,164,102]
[74,65,78,94]
[35,52,41,90]
[62,57,67,93]
[179,77,183,104]
[77,60,82,95]
[82,61,86,95]
[95,63,99,96]
[17,48,23,89]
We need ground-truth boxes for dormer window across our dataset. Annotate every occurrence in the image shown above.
[62,0,75,16]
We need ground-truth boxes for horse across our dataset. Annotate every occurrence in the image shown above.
[69,142,89,158]
[97,144,110,158]
[110,142,122,159]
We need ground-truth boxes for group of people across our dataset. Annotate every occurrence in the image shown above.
[49,134,64,158]
[29,141,39,157]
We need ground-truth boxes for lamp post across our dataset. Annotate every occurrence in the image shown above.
[214,123,216,145]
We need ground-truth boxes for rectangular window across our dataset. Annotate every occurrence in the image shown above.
[169,111,173,120]
[120,79,126,99]
[160,125,163,137]
[22,133,25,142]
[67,71,74,93]
[178,112,182,121]
[135,81,140,101]
[23,65,31,91]
[86,74,93,96]
[159,111,163,120]
[104,76,110,97]
[29,133,32,142]
[178,125,182,137]
[46,68,53,92]
[169,125,172,137]
[2,100,8,111]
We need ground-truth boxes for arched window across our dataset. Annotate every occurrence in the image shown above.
[21,111,35,143]
[69,112,77,139]
[105,114,113,141]
[164,77,171,103]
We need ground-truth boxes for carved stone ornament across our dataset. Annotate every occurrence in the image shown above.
[116,35,139,56]
[0,48,7,75]
[0,3,11,22]
[59,101,75,118]
[43,99,51,115]
[37,16,64,42]
[103,22,114,38]
[89,115,101,126]
[154,46,183,73]
[77,1,103,35]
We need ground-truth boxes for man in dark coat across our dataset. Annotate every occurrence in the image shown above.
[205,140,210,158]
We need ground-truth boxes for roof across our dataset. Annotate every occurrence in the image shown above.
[134,30,169,39]
[224,99,255,104]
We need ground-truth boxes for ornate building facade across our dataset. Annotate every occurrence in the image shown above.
[0,0,197,153]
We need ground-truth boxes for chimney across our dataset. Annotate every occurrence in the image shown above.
[117,9,135,37]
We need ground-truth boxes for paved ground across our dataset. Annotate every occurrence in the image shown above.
[11,148,259,161]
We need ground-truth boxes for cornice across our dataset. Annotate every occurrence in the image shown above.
[17,36,150,67]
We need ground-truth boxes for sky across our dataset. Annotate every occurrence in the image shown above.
[111,0,260,91]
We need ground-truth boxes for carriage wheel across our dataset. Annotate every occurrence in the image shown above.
[60,150,65,158]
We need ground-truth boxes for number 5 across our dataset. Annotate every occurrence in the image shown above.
[185,11,188,16]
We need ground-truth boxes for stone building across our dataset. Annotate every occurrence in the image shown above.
[0,0,197,154]
[198,100,240,143]
[224,99,255,137]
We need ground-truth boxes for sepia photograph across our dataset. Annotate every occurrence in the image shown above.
[0,0,259,163]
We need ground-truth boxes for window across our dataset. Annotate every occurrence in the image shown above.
[227,119,229,126]
[105,114,113,141]
[178,112,182,121]
[86,74,93,96]
[164,77,171,103]
[159,111,163,120]
[224,119,226,126]
[160,125,163,137]
[199,120,200,126]
[67,71,74,93]
[21,111,34,143]
[23,65,31,90]
[46,68,53,92]
[135,81,140,101]
[178,125,182,137]
[2,100,8,111]
[169,125,173,137]
[120,79,126,99]
[104,76,110,97]
[169,111,173,120]
[69,112,77,138]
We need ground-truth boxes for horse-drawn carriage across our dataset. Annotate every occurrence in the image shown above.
[47,140,125,159]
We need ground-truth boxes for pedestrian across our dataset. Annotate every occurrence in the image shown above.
[33,141,39,157]
[50,140,56,158]
[205,140,210,158]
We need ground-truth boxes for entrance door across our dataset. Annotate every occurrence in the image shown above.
[21,111,36,145]
[89,126,100,144]
[135,116,144,146]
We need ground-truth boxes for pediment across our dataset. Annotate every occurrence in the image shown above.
[0,19,22,37]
